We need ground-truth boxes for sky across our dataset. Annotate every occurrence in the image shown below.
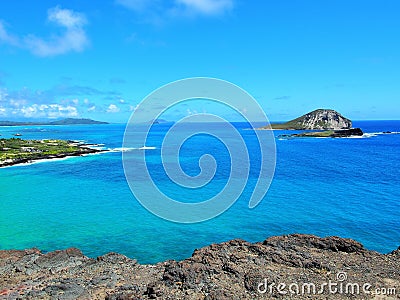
[0,0,399,123]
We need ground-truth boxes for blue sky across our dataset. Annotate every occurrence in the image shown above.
[0,0,399,122]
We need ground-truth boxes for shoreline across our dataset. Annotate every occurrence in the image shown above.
[0,145,157,168]
[0,150,105,169]
[0,234,398,299]
[0,145,105,168]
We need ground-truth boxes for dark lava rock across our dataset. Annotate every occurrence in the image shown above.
[0,234,399,299]
[331,127,364,137]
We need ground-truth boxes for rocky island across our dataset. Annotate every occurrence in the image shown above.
[269,109,352,130]
[260,109,364,138]
[0,138,102,167]
[0,234,398,299]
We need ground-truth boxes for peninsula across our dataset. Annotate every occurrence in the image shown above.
[0,118,108,126]
[0,138,102,167]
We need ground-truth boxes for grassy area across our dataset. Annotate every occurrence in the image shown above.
[0,138,97,165]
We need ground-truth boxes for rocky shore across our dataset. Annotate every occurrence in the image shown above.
[279,128,364,139]
[1,234,399,299]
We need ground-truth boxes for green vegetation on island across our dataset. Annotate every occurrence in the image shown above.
[258,109,364,138]
[263,109,352,130]
[291,130,335,137]
[0,138,101,167]
[279,128,364,138]
[0,118,108,126]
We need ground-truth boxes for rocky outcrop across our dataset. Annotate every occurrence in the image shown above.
[281,127,364,138]
[0,234,399,299]
[270,109,352,130]
[330,128,364,137]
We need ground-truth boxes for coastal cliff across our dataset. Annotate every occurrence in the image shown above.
[1,234,399,299]
[270,109,352,130]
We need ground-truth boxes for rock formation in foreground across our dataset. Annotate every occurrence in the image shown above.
[270,109,352,130]
[0,234,399,299]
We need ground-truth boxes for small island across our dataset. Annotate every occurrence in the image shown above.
[260,109,364,138]
[0,138,102,167]
[268,109,353,130]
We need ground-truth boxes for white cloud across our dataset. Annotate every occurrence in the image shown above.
[0,106,6,115]
[175,0,233,15]
[87,105,96,112]
[48,104,78,118]
[130,104,139,111]
[116,0,151,12]
[20,105,37,118]
[0,6,89,57]
[116,0,234,21]
[0,88,8,102]
[9,99,27,107]
[19,103,78,118]
[107,104,120,113]
[48,6,86,28]
[0,22,19,46]
[186,108,199,115]
[25,7,88,57]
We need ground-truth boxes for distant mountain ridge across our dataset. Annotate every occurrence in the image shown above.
[269,109,352,130]
[0,118,108,126]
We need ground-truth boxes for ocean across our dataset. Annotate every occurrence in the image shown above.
[0,121,399,264]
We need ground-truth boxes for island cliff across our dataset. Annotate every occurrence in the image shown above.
[0,234,399,299]
[269,109,352,130]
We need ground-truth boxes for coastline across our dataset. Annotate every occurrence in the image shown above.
[0,145,156,168]
[0,145,104,168]
[0,234,398,299]
[0,150,104,169]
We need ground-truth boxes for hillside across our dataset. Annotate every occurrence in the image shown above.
[0,118,108,126]
[269,109,352,130]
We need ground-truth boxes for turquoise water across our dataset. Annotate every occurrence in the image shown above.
[0,121,399,263]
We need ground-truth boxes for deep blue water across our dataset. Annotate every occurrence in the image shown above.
[0,121,399,263]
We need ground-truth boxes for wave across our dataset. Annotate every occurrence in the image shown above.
[362,133,379,138]
[346,135,367,139]
[108,146,156,152]
[362,131,400,138]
